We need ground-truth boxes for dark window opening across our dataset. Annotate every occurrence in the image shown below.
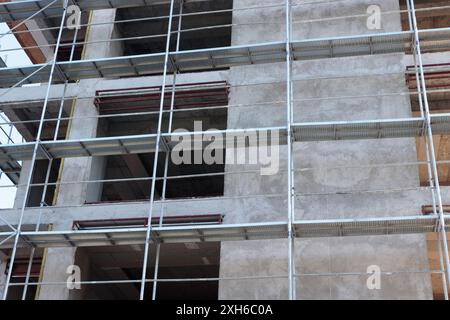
[3,99,73,207]
[53,13,89,62]
[3,100,71,144]
[89,82,228,204]
[3,249,44,301]
[27,159,62,207]
[97,151,225,203]
[71,242,220,300]
[115,0,233,57]
[57,42,85,62]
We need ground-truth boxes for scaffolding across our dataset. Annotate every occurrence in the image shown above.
[0,0,449,300]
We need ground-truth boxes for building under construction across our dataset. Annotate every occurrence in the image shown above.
[0,0,450,300]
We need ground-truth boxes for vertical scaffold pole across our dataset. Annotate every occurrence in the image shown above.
[152,0,184,301]
[409,0,450,295]
[140,0,175,301]
[406,0,448,300]
[285,0,296,301]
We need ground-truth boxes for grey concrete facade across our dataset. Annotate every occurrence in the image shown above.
[219,0,434,299]
[0,0,448,300]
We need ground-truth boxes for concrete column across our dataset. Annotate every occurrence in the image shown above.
[54,97,102,206]
[37,247,76,300]
[0,251,7,299]
[67,249,91,300]
[13,160,32,209]
[37,245,100,300]
[24,20,54,62]
[85,152,107,204]
[83,9,123,59]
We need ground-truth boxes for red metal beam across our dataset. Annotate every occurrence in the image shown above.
[6,258,42,278]
[94,81,230,115]
[422,205,450,215]
[406,63,450,90]
[72,214,224,230]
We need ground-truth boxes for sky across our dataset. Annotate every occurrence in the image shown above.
[0,22,33,209]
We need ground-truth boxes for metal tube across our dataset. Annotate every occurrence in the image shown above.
[423,133,448,298]
[5,274,290,287]
[151,242,161,300]
[436,232,449,300]
[152,0,183,301]
[3,267,447,287]
[285,0,295,301]
[0,113,14,144]
[0,232,16,247]
[0,215,17,233]
[139,0,176,301]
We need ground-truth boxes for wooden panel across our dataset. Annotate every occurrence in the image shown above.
[427,233,450,300]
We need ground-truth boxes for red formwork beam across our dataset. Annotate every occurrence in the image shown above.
[6,258,43,278]
[406,63,450,90]
[422,205,450,216]
[94,81,230,115]
[72,214,224,230]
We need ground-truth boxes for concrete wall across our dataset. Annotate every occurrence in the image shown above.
[219,0,433,300]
